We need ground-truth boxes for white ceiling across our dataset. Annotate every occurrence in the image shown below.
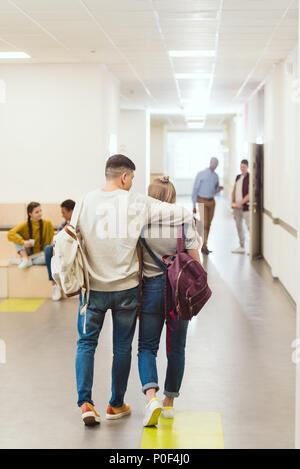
[0,0,298,128]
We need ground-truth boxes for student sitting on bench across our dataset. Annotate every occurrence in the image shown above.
[44,199,75,301]
[7,202,54,271]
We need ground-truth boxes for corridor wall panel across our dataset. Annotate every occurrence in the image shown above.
[250,47,299,302]
[0,64,120,203]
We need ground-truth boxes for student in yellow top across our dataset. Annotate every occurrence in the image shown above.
[7,202,54,270]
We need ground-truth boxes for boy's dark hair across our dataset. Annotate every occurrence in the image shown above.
[61,199,75,211]
[105,154,136,179]
[241,159,249,166]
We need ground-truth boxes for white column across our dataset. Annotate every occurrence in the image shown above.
[119,109,150,194]
[150,123,167,176]
[224,114,246,201]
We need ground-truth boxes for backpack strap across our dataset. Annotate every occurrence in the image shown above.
[140,234,168,273]
[162,223,185,264]
[66,196,90,325]
[177,224,185,253]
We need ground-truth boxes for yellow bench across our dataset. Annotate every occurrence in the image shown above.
[0,231,17,259]
[0,263,52,298]
[0,231,53,299]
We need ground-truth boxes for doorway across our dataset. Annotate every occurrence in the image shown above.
[249,143,264,260]
[167,130,225,196]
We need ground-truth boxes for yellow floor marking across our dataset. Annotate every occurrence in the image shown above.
[141,412,224,449]
[0,298,46,312]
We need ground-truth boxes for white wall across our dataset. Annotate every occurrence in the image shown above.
[0,64,120,202]
[224,113,247,200]
[264,51,298,230]
[261,48,298,301]
[238,45,299,447]
[243,48,298,300]
[246,88,264,144]
[119,109,150,195]
[150,123,167,175]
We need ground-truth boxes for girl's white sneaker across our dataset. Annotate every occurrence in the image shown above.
[143,398,163,427]
[231,247,245,254]
[162,406,174,419]
[18,259,33,269]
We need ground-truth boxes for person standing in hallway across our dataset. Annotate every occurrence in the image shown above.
[231,159,250,254]
[138,176,200,427]
[192,157,223,255]
[71,154,195,427]
[44,199,75,301]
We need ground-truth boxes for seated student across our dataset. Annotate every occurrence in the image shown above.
[7,202,54,271]
[44,199,76,301]
[138,176,201,427]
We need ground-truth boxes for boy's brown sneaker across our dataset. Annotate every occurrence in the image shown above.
[106,403,131,420]
[81,402,101,426]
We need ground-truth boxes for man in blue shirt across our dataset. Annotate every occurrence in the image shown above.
[192,157,223,255]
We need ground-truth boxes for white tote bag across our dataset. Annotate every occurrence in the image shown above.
[51,198,90,330]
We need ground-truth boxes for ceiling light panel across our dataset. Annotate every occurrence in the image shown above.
[187,122,206,129]
[172,58,214,74]
[181,94,205,104]
[0,51,30,58]
[161,23,218,36]
[166,40,217,51]
[162,11,218,21]
[153,0,220,11]
[185,115,207,121]
[175,73,211,79]
[177,81,211,94]
[186,117,206,122]
[169,50,216,58]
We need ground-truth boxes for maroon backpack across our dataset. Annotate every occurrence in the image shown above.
[141,225,212,353]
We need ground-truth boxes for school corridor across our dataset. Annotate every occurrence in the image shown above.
[0,197,295,449]
[0,0,300,451]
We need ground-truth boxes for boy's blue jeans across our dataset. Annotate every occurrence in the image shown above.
[138,274,189,398]
[76,287,138,408]
[44,244,54,281]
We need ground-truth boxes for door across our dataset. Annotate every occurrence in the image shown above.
[249,143,264,260]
